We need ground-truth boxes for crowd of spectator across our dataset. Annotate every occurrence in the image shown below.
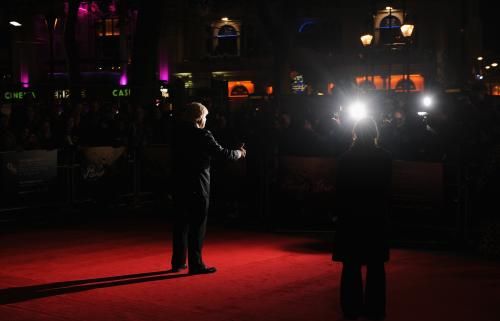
[0,99,173,152]
[1,92,500,228]
[1,92,499,164]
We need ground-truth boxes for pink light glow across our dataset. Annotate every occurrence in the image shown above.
[78,3,89,16]
[120,71,128,86]
[20,63,29,88]
[159,64,169,82]
[108,1,117,14]
[158,42,169,82]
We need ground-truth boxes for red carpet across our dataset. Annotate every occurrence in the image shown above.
[1,215,499,321]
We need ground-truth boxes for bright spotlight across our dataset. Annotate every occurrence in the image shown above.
[422,96,433,108]
[348,101,367,120]
[9,21,22,27]
[417,111,428,117]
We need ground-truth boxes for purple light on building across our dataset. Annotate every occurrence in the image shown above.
[159,66,169,82]
[78,6,88,15]
[108,1,117,14]
[120,72,128,86]
[158,40,169,82]
[159,62,169,82]
[20,64,29,88]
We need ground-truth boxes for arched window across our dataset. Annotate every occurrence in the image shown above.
[297,21,321,49]
[215,25,238,56]
[230,85,249,96]
[395,79,416,91]
[296,20,340,52]
[379,15,401,44]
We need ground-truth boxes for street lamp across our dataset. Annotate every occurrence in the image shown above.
[400,22,414,38]
[360,34,373,47]
[360,33,373,86]
[400,16,414,93]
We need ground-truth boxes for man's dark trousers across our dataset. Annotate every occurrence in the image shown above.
[171,193,209,269]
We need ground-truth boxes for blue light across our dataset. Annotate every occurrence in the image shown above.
[379,25,402,29]
[298,21,315,33]
[216,34,238,38]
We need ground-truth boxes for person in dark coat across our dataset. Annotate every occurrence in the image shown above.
[171,102,246,274]
[332,117,392,320]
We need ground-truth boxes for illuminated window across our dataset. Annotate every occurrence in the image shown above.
[492,84,500,96]
[327,83,335,94]
[210,20,241,57]
[356,74,424,91]
[97,18,120,37]
[227,81,254,97]
[231,85,249,96]
[95,16,121,63]
[215,25,238,55]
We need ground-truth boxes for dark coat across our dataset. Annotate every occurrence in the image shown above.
[332,143,392,263]
[172,120,240,203]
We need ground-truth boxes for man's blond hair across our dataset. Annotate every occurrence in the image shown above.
[182,102,208,124]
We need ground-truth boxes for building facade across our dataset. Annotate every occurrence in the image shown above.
[1,0,497,107]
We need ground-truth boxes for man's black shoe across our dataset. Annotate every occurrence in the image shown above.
[189,266,217,274]
[171,264,187,272]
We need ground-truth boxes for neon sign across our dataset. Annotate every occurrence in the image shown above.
[53,89,87,99]
[54,89,70,99]
[112,88,131,97]
[291,74,306,94]
[3,91,36,100]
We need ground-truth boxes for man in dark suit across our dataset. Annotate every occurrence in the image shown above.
[332,117,392,320]
[171,102,246,274]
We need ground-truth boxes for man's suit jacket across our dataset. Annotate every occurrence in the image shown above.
[172,120,240,203]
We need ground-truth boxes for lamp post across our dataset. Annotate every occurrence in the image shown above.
[387,6,393,94]
[44,12,58,109]
[400,18,414,93]
[360,33,373,87]
[45,14,57,84]
[475,56,484,80]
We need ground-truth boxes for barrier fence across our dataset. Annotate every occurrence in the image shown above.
[272,156,455,228]
[0,147,464,238]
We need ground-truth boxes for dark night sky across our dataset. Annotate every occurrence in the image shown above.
[479,0,499,54]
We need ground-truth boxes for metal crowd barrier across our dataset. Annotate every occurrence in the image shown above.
[270,155,465,238]
[0,146,466,244]
[0,146,133,212]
